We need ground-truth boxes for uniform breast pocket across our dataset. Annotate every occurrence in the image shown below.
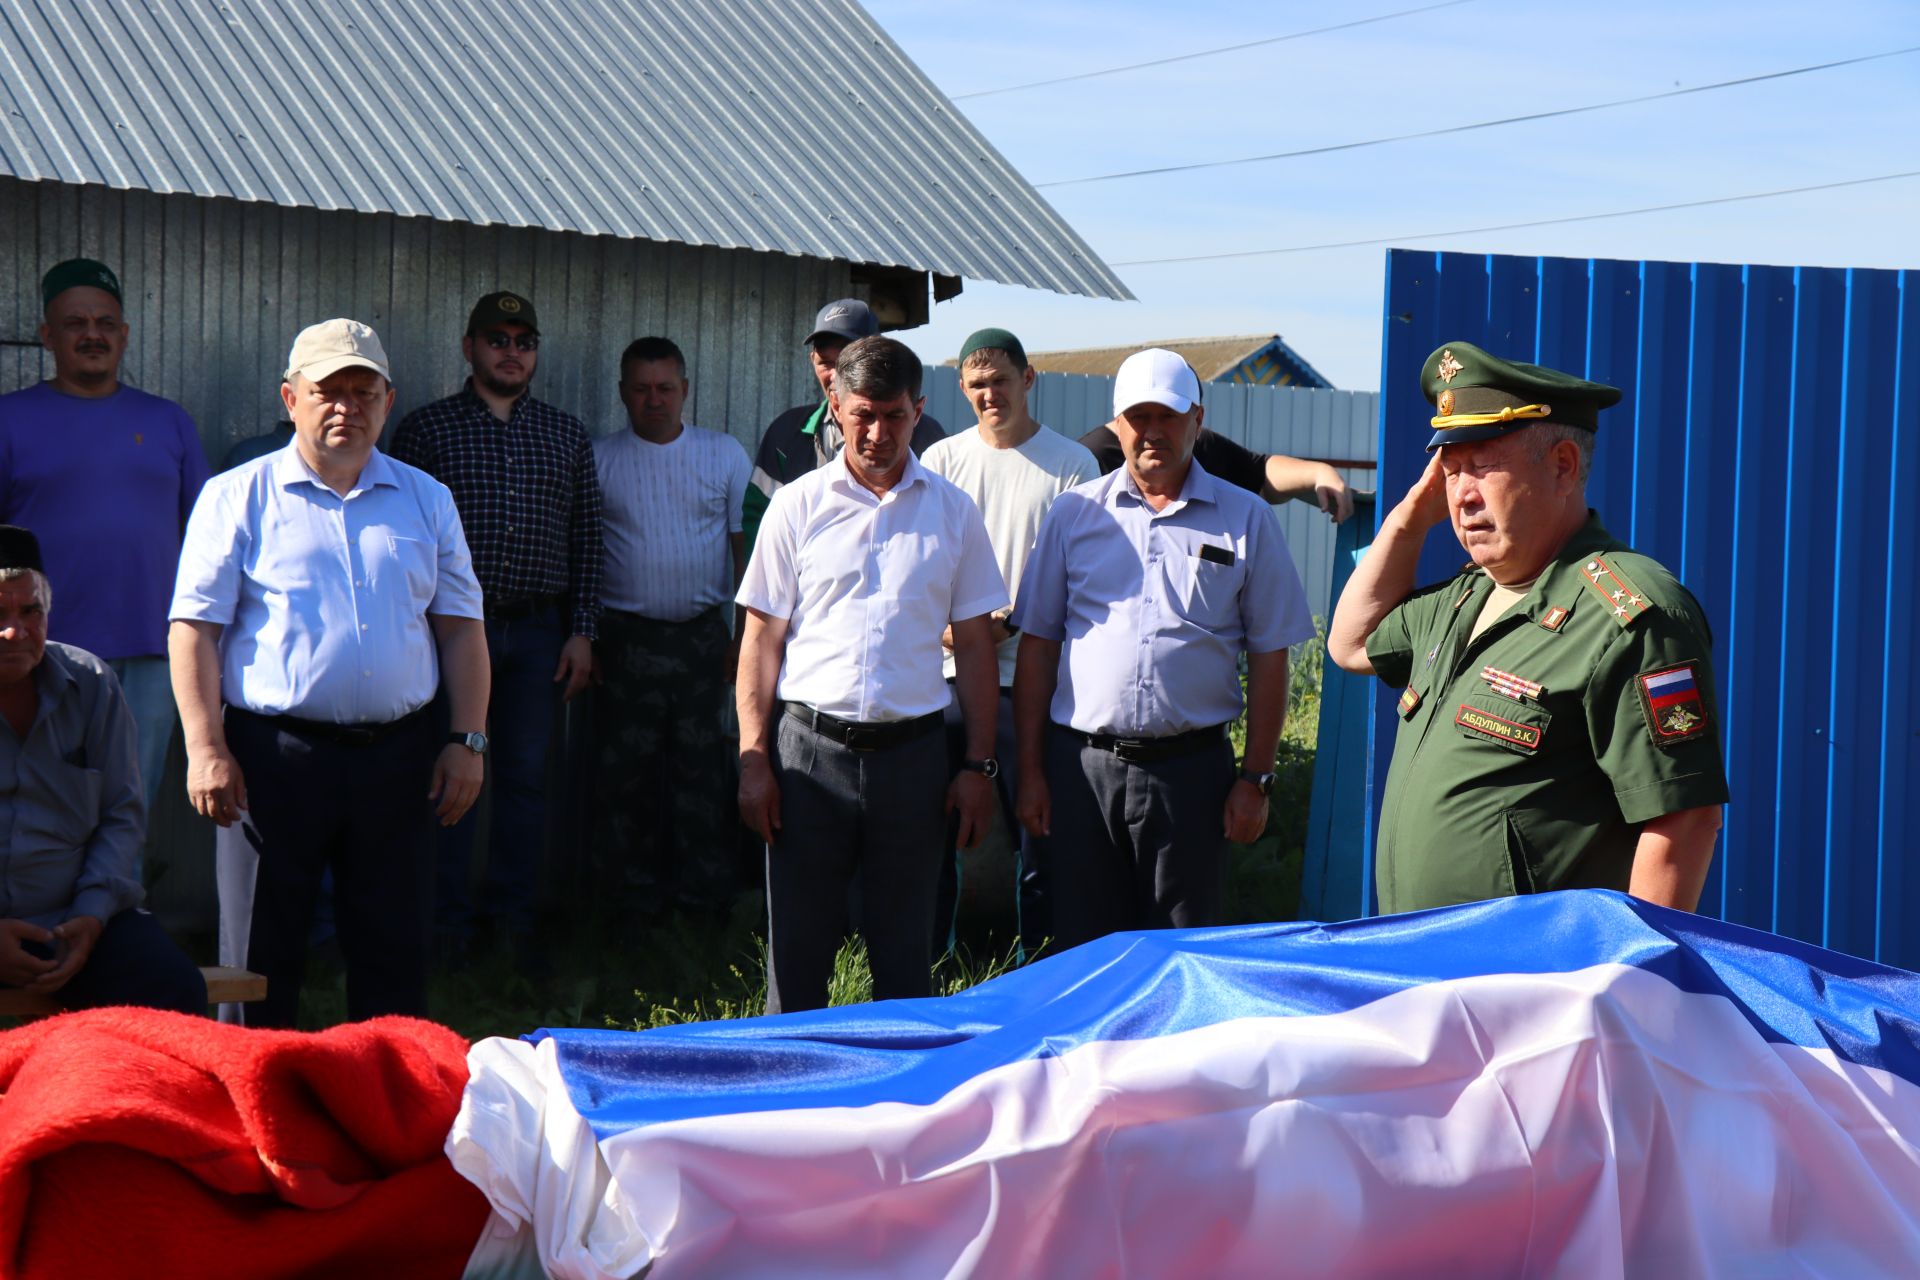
[1453,694,1552,756]
[1170,544,1246,628]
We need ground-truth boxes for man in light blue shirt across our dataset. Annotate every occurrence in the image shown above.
[169,319,490,1027]
[1012,349,1314,950]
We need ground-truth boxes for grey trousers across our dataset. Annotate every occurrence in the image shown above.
[765,712,947,1013]
[1042,724,1236,951]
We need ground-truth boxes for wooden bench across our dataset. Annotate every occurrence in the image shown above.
[0,966,266,1018]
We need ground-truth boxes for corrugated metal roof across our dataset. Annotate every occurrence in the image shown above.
[0,0,1131,300]
[1022,335,1328,383]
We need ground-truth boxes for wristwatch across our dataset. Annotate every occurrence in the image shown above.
[961,757,1000,779]
[451,730,489,756]
[1237,768,1276,795]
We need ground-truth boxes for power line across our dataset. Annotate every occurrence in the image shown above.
[1108,171,1920,266]
[950,0,1474,101]
[1040,46,1920,188]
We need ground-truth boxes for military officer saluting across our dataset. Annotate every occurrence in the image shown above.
[1329,341,1728,914]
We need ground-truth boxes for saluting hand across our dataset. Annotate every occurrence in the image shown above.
[1397,452,1450,534]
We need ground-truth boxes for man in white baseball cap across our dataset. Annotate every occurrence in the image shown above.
[1010,349,1315,950]
[169,318,491,1026]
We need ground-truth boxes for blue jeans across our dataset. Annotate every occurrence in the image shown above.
[108,655,176,874]
[435,607,566,945]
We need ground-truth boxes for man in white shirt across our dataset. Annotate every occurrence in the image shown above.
[922,328,1098,955]
[592,337,752,918]
[737,336,1007,1013]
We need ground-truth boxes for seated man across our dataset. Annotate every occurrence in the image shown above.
[0,525,205,1013]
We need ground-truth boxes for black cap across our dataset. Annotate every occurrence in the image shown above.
[0,526,45,574]
[42,258,122,308]
[468,291,540,335]
[804,298,878,347]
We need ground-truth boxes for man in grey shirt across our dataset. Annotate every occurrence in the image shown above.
[0,524,204,1012]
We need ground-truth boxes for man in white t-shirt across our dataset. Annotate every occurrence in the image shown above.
[922,328,1098,955]
[593,337,752,918]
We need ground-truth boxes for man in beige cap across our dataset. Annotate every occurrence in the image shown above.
[169,319,491,1027]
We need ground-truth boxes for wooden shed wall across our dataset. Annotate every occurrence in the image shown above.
[0,176,851,931]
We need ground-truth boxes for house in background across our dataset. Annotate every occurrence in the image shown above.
[0,0,1128,459]
[0,0,1129,927]
[1022,334,1333,388]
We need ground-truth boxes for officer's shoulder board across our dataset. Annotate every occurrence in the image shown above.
[1575,554,1657,629]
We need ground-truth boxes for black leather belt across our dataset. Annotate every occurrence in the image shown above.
[227,703,430,746]
[486,593,563,622]
[785,703,942,752]
[1062,722,1228,764]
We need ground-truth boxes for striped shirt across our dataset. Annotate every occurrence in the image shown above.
[594,425,751,621]
[387,384,603,638]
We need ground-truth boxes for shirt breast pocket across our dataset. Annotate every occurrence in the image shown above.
[18,758,104,854]
[1170,544,1245,629]
[1453,694,1552,756]
[380,534,438,606]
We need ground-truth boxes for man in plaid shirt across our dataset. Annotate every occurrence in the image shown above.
[387,291,603,962]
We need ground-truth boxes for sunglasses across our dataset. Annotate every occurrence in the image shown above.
[481,330,539,352]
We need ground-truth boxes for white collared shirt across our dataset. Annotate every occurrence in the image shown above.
[1014,460,1314,736]
[737,450,1008,721]
[169,442,485,723]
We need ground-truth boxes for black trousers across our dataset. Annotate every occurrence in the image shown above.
[765,711,946,1014]
[226,706,438,1028]
[1042,723,1235,951]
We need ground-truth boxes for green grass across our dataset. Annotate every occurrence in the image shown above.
[297,634,1325,1039]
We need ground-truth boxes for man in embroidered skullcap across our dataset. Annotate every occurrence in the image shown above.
[1328,341,1728,914]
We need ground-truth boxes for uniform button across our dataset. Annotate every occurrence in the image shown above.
[360,623,369,631]
[354,580,363,588]
[362,670,372,677]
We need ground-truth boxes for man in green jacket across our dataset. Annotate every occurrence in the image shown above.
[1328,342,1727,915]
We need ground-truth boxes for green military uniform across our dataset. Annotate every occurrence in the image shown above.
[1368,342,1729,914]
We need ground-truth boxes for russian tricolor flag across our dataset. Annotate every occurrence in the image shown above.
[447,892,1920,1278]
[1644,666,1699,709]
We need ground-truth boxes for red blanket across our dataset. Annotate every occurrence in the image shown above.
[0,1009,490,1279]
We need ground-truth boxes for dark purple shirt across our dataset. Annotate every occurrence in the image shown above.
[0,382,210,658]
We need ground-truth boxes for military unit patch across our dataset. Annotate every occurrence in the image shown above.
[1579,556,1651,628]
[1638,664,1712,744]
[1455,703,1544,751]
[1398,687,1422,716]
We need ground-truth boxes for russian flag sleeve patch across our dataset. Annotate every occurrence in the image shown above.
[1638,663,1712,744]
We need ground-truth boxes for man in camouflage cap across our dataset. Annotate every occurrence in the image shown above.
[1328,341,1728,914]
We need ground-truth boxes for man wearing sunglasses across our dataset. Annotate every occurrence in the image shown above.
[388,291,604,967]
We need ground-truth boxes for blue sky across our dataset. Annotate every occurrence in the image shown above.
[865,0,1919,390]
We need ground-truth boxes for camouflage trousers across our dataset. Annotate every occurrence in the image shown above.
[593,606,737,913]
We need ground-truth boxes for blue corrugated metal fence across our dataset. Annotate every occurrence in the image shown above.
[1319,248,1918,969]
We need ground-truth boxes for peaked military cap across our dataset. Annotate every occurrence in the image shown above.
[1422,341,1621,449]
